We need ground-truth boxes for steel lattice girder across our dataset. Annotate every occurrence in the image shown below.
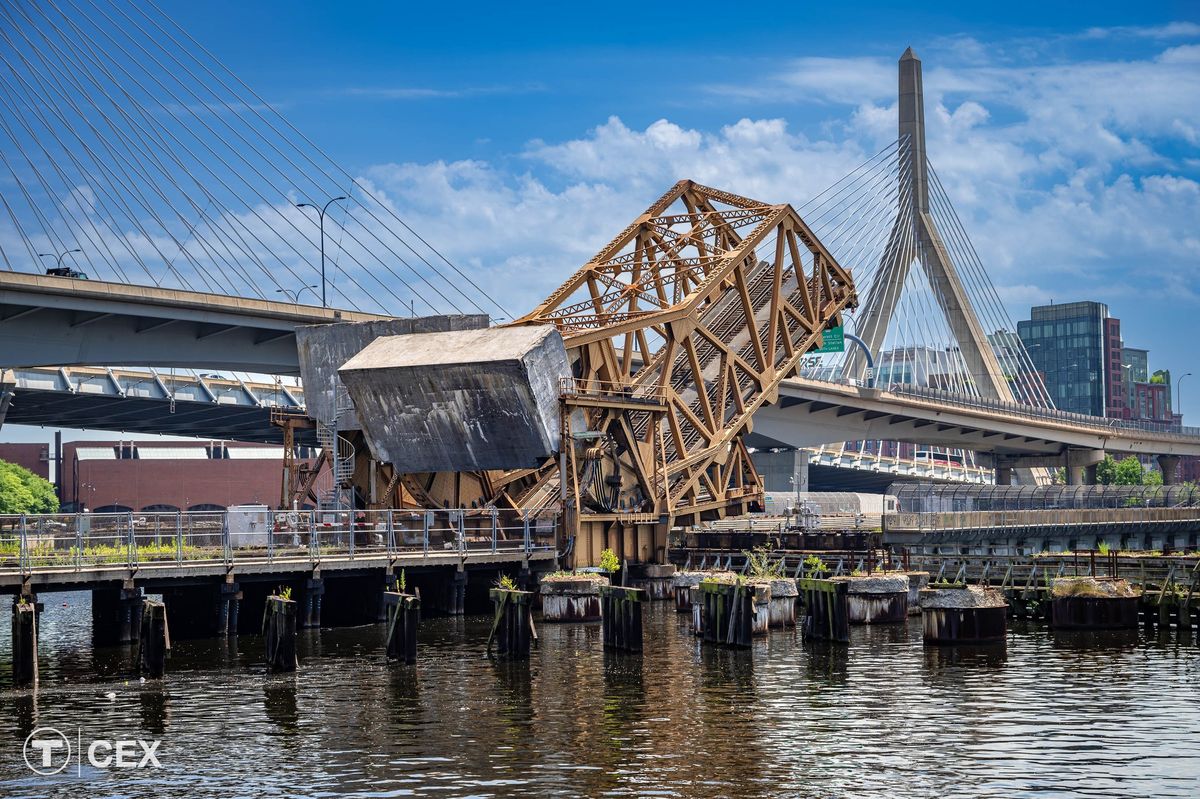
[508,179,858,522]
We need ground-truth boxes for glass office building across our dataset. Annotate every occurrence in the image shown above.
[1017,301,1109,416]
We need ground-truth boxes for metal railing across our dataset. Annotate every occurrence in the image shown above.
[795,376,1200,440]
[0,508,557,576]
[885,506,1200,533]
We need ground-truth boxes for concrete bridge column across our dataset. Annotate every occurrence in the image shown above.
[1157,455,1181,485]
[1065,449,1105,485]
[994,465,1013,486]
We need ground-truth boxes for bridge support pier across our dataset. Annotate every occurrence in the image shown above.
[217,582,241,637]
[1157,455,1180,485]
[449,570,466,615]
[301,577,324,628]
[92,585,145,645]
[994,466,1013,486]
[1065,449,1106,485]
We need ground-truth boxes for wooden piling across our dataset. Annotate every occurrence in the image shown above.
[798,578,850,643]
[262,595,298,672]
[487,588,533,660]
[699,580,754,648]
[600,585,644,652]
[11,600,37,688]
[384,592,420,664]
[1050,596,1139,630]
[137,599,171,679]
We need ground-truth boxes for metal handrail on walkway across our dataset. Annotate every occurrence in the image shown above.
[0,508,557,577]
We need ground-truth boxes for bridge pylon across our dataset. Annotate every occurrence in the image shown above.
[846,48,1015,403]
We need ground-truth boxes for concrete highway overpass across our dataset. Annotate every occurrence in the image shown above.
[0,271,397,374]
[750,378,1200,483]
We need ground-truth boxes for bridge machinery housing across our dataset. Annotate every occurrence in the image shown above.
[300,181,857,567]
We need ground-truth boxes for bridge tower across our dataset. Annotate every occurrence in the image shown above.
[846,48,1015,402]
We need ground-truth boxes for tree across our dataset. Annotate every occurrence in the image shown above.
[0,461,59,514]
[1113,456,1147,485]
[1094,455,1118,485]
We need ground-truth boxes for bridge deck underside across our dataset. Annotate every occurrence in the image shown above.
[4,388,314,445]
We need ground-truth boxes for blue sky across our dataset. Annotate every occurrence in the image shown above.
[163,0,1198,414]
[4,0,1199,437]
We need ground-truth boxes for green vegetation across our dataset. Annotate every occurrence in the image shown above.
[0,537,214,565]
[1051,577,1136,599]
[802,554,828,575]
[495,574,518,591]
[1098,541,1111,555]
[598,548,620,574]
[1095,454,1163,486]
[0,460,58,514]
[276,585,293,601]
[399,568,406,593]
[744,546,786,579]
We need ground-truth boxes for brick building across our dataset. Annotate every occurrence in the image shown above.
[61,440,298,512]
[0,442,50,479]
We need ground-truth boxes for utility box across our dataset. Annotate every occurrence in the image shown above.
[339,325,572,473]
[227,504,271,548]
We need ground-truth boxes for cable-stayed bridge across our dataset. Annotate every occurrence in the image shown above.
[1,1,1198,499]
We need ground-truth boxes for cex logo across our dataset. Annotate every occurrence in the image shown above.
[23,727,162,776]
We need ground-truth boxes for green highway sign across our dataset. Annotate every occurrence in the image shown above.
[812,324,845,354]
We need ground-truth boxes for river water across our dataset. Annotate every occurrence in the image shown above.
[1,591,1198,798]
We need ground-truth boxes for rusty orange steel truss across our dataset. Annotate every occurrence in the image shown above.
[357,180,856,565]
[503,180,858,561]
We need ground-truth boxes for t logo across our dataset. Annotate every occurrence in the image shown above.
[23,728,71,776]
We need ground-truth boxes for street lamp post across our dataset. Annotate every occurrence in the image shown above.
[276,285,320,304]
[38,248,82,272]
[296,196,347,307]
[1179,372,1193,419]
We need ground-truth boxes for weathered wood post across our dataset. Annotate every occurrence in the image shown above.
[263,594,298,672]
[799,578,850,643]
[12,598,37,688]
[600,585,644,652]
[137,599,171,679]
[384,592,420,664]
[699,579,753,648]
[487,587,533,660]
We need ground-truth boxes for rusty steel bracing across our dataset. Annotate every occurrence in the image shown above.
[358,180,856,564]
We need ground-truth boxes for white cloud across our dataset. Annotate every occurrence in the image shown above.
[352,28,1200,337]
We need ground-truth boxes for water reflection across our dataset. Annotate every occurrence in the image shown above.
[0,598,1197,798]
[139,686,169,736]
[263,677,298,734]
[922,642,1008,673]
